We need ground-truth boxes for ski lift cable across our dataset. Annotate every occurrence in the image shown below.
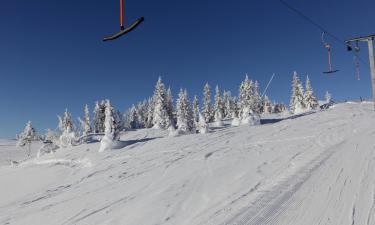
[278,0,369,69]
[262,73,276,98]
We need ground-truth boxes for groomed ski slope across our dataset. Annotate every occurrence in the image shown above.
[1,102,375,225]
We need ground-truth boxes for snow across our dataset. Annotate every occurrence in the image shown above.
[0,140,42,166]
[231,117,241,126]
[1,102,375,225]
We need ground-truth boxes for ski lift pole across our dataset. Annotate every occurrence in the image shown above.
[346,34,375,109]
[368,39,375,109]
[262,73,276,98]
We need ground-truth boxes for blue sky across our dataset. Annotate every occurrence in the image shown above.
[0,0,374,138]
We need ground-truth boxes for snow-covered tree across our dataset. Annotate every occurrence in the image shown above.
[271,103,278,113]
[77,117,85,136]
[263,95,272,114]
[198,113,209,134]
[128,105,139,129]
[152,77,170,129]
[146,97,154,128]
[44,129,57,144]
[59,109,75,147]
[232,96,239,119]
[83,104,92,136]
[142,100,150,126]
[58,109,73,134]
[124,98,153,129]
[93,101,106,133]
[192,95,200,125]
[123,101,146,130]
[214,85,224,126]
[166,87,175,126]
[17,121,36,156]
[239,74,252,118]
[99,100,121,152]
[278,102,287,112]
[176,89,195,134]
[223,90,234,119]
[238,74,260,124]
[202,83,213,123]
[240,105,261,125]
[290,71,305,114]
[304,76,319,110]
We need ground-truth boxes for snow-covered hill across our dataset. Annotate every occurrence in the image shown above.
[1,102,375,225]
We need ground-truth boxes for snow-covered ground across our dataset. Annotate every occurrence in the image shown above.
[0,140,42,167]
[1,102,375,225]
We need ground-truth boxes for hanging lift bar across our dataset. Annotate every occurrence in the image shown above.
[321,32,339,74]
[103,0,144,42]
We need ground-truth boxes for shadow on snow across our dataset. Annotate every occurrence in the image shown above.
[261,111,317,125]
[112,137,161,150]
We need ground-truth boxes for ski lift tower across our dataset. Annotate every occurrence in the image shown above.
[346,34,375,109]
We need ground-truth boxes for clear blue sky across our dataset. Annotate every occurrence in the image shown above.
[1,0,374,138]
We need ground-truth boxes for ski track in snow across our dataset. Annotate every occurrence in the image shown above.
[1,103,375,225]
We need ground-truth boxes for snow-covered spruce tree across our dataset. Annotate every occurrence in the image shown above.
[146,97,154,128]
[263,95,272,114]
[271,102,278,113]
[281,103,287,112]
[166,87,175,127]
[152,77,170,129]
[239,74,252,118]
[290,71,306,114]
[128,105,139,129]
[142,99,150,127]
[270,101,277,113]
[37,129,60,158]
[93,101,106,133]
[304,76,319,110]
[17,121,36,157]
[114,109,125,132]
[231,96,239,118]
[238,75,260,125]
[77,117,85,137]
[223,90,233,119]
[176,89,195,134]
[83,104,92,136]
[193,95,200,126]
[202,83,213,123]
[198,113,209,134]
[99,100,121,152]
[231,99,241,126]
[44,129,57,144]
[135,100,148,128]
[214,85,224,126]
[59,109,75,147]
[185,89,195,132]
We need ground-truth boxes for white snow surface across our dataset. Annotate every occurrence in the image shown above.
[1,102,375,225]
